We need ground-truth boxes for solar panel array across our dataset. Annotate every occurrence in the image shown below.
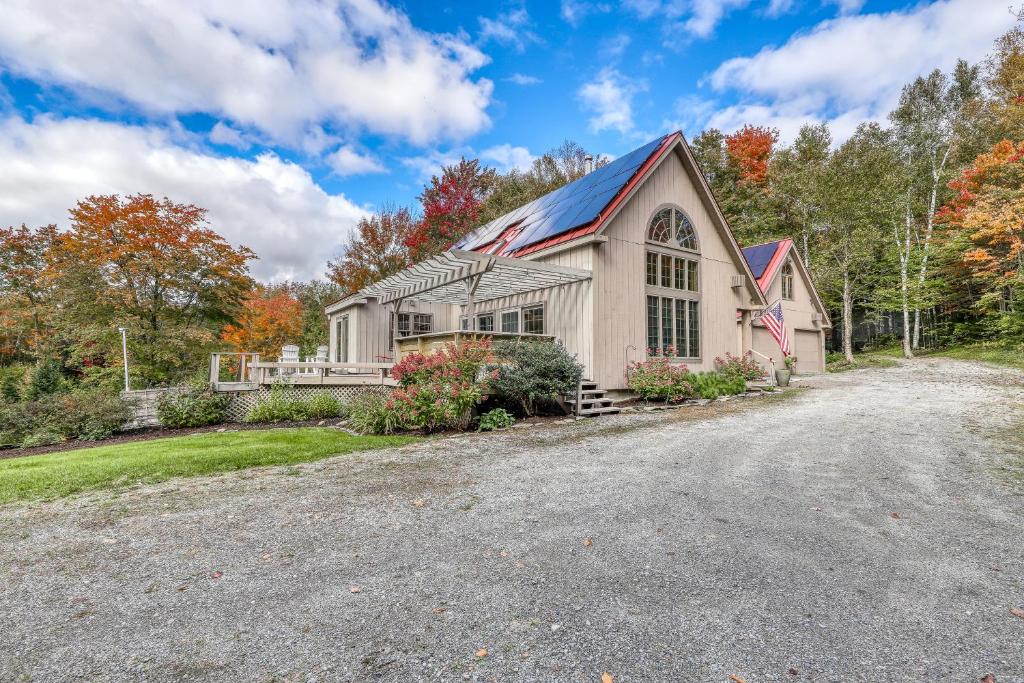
[456,133,672,255]
[741,242,782,280]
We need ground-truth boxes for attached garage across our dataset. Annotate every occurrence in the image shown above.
[794,329,823,374]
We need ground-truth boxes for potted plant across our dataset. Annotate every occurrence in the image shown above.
[776,356,796,386]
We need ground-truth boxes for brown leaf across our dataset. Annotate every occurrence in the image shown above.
[499,550,509,558]
[211,571,223,579]
[475,648,488,658]
[601,673,614,683]
[583,538,593,547]
[1010,607,1024,619]
[413,499,426,508]
[812,506,823,512]
[729,676,747,683]
[261,553,272,561]
[788,668,798,676]
[433,607,446,614]
[349,586,361,594]
[980,674,995,683]
[890,511,901,519]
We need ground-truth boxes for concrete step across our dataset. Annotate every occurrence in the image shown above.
[577,406,622,417]
[566,397,615,408]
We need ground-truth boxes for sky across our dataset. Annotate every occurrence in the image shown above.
[0,0,1015,281]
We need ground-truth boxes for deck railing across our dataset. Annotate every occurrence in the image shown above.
[209,352,395,391]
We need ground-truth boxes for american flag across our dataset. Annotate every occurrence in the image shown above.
[761,301,790,357]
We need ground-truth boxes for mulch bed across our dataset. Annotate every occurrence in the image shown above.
[0,419,341,461]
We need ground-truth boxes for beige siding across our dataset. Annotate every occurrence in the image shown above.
[328,299,457,363]
[754,254,826,374]
[591,149,751,388]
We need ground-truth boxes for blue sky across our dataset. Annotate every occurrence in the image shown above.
[0,0,1013,280]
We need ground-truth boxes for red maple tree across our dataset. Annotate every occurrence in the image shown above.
[405,159,495,262]
[725,125,778,184]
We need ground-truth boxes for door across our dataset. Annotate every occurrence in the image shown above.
[336,316,349,363]
[794,330,822,374]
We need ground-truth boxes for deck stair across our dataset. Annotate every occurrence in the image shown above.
[566,380,621,418]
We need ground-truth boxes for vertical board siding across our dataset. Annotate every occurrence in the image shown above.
[592,150,750,388]
[328,300,457,363]
[752,256,826,373]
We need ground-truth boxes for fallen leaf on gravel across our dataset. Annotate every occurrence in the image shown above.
[890,512,901,519]
[980,674,995,683]
[729,676,747,683]
[788,668,798,676]
[261,553,272,561]
[349,586,361,594]
[812,506,823,512]
[211,571,223,579]
[1010,607,1024,619]
[413,499,426,508]
[433,607,446,614]
[176,585,188,592]
[601,673,613,683]
[499,550,509,558]
[475,648,488,658]
[583,538,593,547]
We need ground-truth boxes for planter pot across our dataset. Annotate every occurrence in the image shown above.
[775,369,791,387]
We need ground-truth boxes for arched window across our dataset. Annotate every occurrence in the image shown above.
[646,206,698,251]
[781,262,794,300]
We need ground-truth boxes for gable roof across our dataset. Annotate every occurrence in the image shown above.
[455,133,678,258]
[742,238,831,326]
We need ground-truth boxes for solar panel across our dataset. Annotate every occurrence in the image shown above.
[455,133,672,253]
[741,242,781,279]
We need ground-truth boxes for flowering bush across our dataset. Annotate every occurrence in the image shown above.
[626,357,695,403]
[714,351,766,381]
[387,379,484,433]
[391,340,493,387]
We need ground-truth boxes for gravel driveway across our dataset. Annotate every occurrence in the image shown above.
[2,358,1023,682]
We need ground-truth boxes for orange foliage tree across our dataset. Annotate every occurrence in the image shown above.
[940,139,1024,312]
[0,224,59,357]
[725,125,778,184]
[327,206,414,294]
[221,287,304,357]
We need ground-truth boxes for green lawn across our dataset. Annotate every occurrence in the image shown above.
[928,343,1024,370]
[826,352,900,373]
[0,428,416,504]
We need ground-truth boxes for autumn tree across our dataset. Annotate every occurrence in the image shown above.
[53,194,255,384]
[221,287,304,357]
[328,206,415,294]
[0,224,59,358]
[770,124,832,267]
[726,125,777,184]
[984,24,1024,140]
[405,159,496,262]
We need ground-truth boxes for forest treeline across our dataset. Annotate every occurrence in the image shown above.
[2,23,1022,387]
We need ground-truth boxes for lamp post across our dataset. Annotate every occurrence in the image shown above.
[118,327,129,392]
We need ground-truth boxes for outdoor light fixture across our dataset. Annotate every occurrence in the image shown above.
[118,327,129,392]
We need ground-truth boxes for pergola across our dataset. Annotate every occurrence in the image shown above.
[360,249,592,337]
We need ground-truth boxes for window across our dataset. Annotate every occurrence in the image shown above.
[673,258,686,290]
[501,310,519,333]
[781,262,794,300]
[687,260,699,292]
[523,304,544,334]
[336,315,349,363]
[646,252,658,286]
[647,206,698,251]
[460,316,470,331]
[660,254,672,288]
[413,314,432,334]
[391,312,432,347]
[645,296,700,358]
[476,312,494,332]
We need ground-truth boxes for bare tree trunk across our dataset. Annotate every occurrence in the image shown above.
[912,146,950,348]
[900,204,914,359]
[842,272,854,363]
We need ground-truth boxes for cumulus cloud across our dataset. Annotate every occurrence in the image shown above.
[704,0,1014,142]
[683,0,752,38]
[478,8,540,53]
[402,142,536,181]
[578,68,645,134]
[560,0,612,26]
[480,144,535,173]
[209,122,251,149]
[0,115,369,282]
[0,0,493,147]
[506,73,542,86]
[326,146,386,176]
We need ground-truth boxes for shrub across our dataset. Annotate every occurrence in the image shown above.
[303,392,345,420]
[0,364,28,403]
[784,355,797,371]
[478,408,515,431]
[21,429,65,448]
[25,359,67,400]
[348,393,407,435]
[714,351,766,382]
[488,340,583,416]
[0,388,132,447]
[157,387,230,428]
[391,340,493,387]
[244,386,309,423]
[626,357,695,403]
[688,371,747,400]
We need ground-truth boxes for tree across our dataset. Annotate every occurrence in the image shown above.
[890,61,982,348]
[405,159,495,262]
[327,206,415,294]
[984,24,1024,141]
[221,287,304,357]
[287,279,343,356]
[0,224,59,358]
[770,124,832,267]
[725,125,777,184]
[55,194,255,385]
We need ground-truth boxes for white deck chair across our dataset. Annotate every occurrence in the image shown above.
[279,344,300,376]
[314,345,328,376]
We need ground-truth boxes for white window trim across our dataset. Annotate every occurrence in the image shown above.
[645,203,700,254]
[500,307,521,333]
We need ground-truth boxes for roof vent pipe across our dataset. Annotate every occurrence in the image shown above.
[584,154,593,174]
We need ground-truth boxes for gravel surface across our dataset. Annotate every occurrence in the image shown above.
[1,358,1022,682]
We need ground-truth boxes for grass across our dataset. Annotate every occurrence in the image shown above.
[927,343,1024,371]
[826,351,900,373]
[0,428,416,504]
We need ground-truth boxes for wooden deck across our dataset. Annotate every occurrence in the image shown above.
[209,353,396,391]
[394,331,554,360]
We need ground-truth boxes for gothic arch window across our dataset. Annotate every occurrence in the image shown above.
[781,262,794,300]
[646,206,699,252]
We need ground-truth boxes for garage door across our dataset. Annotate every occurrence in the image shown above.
[794,330,822,374]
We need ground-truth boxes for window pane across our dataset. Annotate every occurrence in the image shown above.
[646,252,658,286]
[674,299,685,357]
[397,312,411,336]
[501,310,519,333]
[477,313,494,332]
[688,300,700,357]
[523,305,544,334]
[674,258,686,290]
[675,211,698,250]
[661,297,673,354]
[647,207,672,242]
[647,296,659,353]
[660,254,672,288]
[413,314,432,334]
[687,260,699,292]
[460,316,469,331]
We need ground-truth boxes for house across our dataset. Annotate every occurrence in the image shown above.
[325,131,831,392]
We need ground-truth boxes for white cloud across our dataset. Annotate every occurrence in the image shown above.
[560,0,612,26]
[209,122,251,149]
[478,8,539,53]
[826,0,866,15]
[578,68,644,134]
[506,73,542,86]
[621,0,749,37]
[683,0,752,38]
[0,0,493,147]
[600,33,632,60]
[705,0,1014,142]
[480,144,535,173]
[326,145,386,176]
[0,115,369,281]
[765,0,797,17]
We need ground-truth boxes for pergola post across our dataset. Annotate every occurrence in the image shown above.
[391,298,404,359]
[464,275,481,332]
